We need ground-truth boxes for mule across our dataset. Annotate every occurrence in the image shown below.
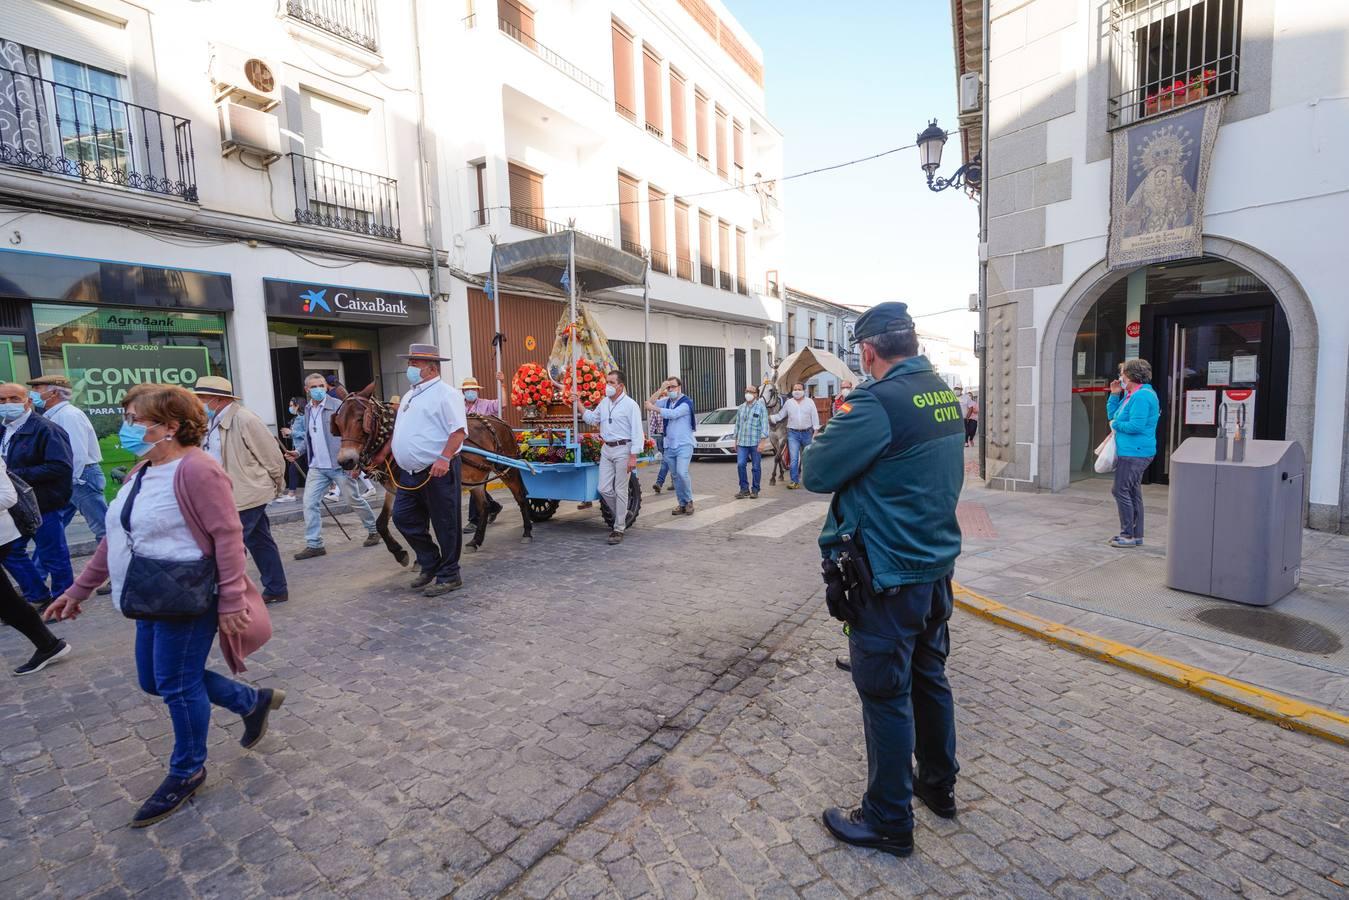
[331,385,534,558]
[760,383,789,486]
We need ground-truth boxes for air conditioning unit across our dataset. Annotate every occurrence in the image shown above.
[211,44,281,111]
[959,72,982,114]
[219,101,283,163]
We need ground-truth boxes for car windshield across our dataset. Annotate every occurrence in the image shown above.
[701,409,737,425]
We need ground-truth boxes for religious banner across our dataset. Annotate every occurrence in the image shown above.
[1107,98,1225,270]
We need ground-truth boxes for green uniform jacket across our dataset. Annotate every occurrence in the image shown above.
[802,357,965,589]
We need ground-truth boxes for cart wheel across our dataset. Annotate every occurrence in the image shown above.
[600,473,643,529]
[529,498,561,522]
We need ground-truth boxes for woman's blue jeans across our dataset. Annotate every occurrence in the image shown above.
[135,612,258,778]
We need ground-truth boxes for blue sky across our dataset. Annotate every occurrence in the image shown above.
[728,0,979,343]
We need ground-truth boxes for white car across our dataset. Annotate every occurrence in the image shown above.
[692,407,740,459]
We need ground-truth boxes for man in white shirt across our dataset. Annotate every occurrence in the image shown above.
[770,382,821,489]
[576,369,644,545]
[390,344,468,596]
[29,375,107,542]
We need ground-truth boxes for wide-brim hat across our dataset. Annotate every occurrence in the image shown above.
[27,374,71,388]
[398,343,450,361]
[460,376,484,391]
[193,376,239,399]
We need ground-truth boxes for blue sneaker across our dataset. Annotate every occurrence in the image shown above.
[1109,535,1140,548]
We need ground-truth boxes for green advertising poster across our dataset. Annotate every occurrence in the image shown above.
[62,344,213,500]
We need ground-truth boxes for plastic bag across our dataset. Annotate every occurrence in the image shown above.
[1094,433,1117,474]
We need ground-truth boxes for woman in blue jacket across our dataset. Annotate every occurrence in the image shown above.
[1106,358,1160,547]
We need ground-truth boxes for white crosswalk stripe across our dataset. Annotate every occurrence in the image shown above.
[653,497,778,531]
[734,501,831,538]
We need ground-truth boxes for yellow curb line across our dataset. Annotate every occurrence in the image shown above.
[951,582,1349,746]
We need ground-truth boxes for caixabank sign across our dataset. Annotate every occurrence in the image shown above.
[263,278,431,326]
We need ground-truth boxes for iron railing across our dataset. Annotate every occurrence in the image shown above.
[510,208,611,244]
[672,137,688,154]
[699,262,715,286]
[615,100,637,123]
[289,152,400,240]
[287,0,379,52]
[645,122,663,139]
[499,20,606,97]
[1108,0,1241,128]
[472,207,489,227]
[737,278,748,296]
[651,248,671,275]
[811,338,825,349]
[718,270,732,291]
[0,67,197,201]
[675,256,693,280]
[620,239,644,257]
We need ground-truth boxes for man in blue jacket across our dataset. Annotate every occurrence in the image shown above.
[0,382,74,608]
[802,303,965,858]
[645,376,697,515]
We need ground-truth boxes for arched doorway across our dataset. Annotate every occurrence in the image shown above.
[1038,237,1318,495]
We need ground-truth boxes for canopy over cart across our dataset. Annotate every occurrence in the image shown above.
[772,346,862,393]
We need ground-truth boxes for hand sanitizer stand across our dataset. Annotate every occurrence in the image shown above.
[1166,438,1305,606]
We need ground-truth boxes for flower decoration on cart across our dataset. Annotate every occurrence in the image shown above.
[511,363,560,407]
[561,357,605,407]
[518,429,657,464]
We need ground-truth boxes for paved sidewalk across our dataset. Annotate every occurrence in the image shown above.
[508,607,1349,899]
[954,475,1349,714]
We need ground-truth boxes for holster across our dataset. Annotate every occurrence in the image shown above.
[821,529,878,627]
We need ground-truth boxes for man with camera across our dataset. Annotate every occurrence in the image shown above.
[801,301,965,858]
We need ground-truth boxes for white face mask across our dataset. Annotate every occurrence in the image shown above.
[792,390,805,400]
[744,393,755,403]
[604,384,617,398]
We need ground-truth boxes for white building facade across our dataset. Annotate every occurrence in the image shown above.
[951,0,1349,531]
[778,287,858,397]
[425,0,785,417]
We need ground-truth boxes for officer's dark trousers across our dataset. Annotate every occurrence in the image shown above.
[393,459,462,583]
[848,576,959,834]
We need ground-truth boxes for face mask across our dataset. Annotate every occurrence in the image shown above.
[119,421,156,457]
[667,388,679,399]
[464,390,478,402]
[202,402,217,422]
[406,366,423,386]
[308,387,327,402]
[289,406,298,416]
[792,390,805,400]
[29,391,45,410]
[0,403,25,422]
[604,384,617,398]
[744,393,755,403]
[840,389,850,398]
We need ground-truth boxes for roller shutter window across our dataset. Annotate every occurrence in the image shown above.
[642,44,662,137]
[698,211,714,286]
[694,89,709,166]
[648,186,668,274]
[714,105,728,179]
[610,339,668,402]
[5,0,129,74]
[732,119,744,186]
[674,200,691,280]
[669,69,687,153]
[611,21,635,121]
[679,344,727,413]
[717,220,731,290]
[498,0,535,48]
[508,162,544,231]
[617,171,641,253]
[735,228,747,294]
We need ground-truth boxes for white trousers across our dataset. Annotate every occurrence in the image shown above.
[598,443,631,532]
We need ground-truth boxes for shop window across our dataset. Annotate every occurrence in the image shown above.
[33,303,230,493]
[1109,0,1242,129]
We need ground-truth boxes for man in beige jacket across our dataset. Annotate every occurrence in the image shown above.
[194,377,289,604]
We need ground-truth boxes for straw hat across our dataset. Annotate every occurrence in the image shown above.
[192,376,239,399]
[460,376,484,391]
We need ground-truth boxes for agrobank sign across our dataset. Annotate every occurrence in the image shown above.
[263,279,431,327]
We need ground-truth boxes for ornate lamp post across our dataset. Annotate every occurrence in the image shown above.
[916,120,981,193]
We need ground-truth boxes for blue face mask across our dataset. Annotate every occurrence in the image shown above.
[464,390,478,402]
[308,387,327,402]
[29,391,44,410]
[202,402,216,422]
[406,366,423,386]
[0,403,25,422]
[119,421,155,457]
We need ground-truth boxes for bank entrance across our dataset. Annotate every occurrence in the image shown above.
[1069,258,1289,484]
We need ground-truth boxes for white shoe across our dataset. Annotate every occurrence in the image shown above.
[277,495,297,503]
[325,490,340,501]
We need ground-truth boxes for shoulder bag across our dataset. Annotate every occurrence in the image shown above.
[6,473,41,538]
[118,465,218,621]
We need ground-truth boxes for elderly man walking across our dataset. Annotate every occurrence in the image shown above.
[0,382,74,609]
[290,373,381,561]
[391,344,468,596]
[29,375,107,542]
[575,369,643,545]
[194,377,289,605]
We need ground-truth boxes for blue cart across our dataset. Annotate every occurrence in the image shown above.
[514,431,644,529]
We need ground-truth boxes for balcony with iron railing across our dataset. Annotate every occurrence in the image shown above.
[620,239,644,257]
[0,67,197,201]
[650,248,670,275]
[811,338,825,349]
[510,207,611,244]
[676,256,693,280]
[718,270,732,292]
[699,262,715,287]
[287,0,379,52]
[498,20,606,98]
[615,100,637,123]
[290,153,399,240]
[736,278,748,296]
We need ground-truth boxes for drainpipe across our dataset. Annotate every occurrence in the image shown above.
[978,0,990,482]
[411,0,448,376]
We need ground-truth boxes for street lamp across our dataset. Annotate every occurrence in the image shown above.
[917,119,980,192]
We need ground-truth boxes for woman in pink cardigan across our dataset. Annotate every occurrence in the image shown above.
[46,384,280,827]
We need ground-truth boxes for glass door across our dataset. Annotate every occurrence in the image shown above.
[1145,297,1288,483]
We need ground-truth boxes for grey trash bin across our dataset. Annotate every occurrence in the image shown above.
[1166,437,1305,606]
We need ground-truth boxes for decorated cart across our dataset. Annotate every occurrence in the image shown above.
[481,229,655,529]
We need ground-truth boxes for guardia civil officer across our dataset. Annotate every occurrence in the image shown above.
[802,301,965,858]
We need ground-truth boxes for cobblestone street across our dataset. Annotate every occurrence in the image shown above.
[2,461,1347,898]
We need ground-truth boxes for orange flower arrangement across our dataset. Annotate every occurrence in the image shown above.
[511,363,559,407]
[562,357,605,406]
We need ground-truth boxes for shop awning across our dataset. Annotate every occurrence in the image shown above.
[492,231,647,293]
